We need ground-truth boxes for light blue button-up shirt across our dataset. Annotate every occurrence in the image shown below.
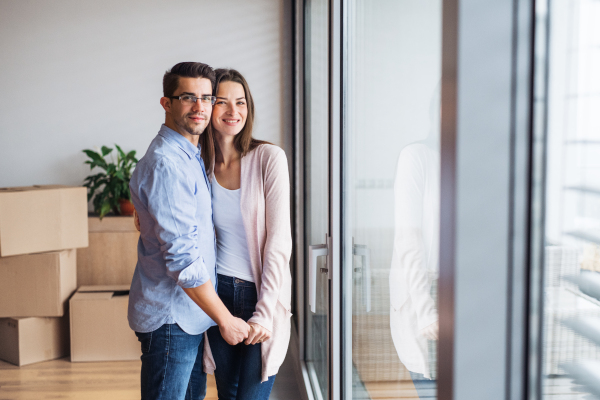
[128,124,216,335]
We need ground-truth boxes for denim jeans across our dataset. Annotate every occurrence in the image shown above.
[135,323,206,400]
[207,274,276,400]
[409,371,437,399]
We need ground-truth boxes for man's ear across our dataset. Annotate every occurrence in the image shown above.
[160,97,171,113]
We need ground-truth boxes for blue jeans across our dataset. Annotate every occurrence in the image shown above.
[135,323,206,400]
[409,371,437,399]
[207,274,276,400]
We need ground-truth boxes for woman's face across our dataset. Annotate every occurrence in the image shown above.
[211,81,248,138]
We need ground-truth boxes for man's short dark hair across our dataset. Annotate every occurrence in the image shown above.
[163,62,216,97]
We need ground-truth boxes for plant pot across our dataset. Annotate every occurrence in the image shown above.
[118,199,135,216]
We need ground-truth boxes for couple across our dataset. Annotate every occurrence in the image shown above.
[127,62,292,400]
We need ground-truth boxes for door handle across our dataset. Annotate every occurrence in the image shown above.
[309,243,328,313]
[353,244,371,312]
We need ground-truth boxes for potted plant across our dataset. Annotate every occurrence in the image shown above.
[83,145,138,219]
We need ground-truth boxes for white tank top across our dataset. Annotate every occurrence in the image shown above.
[211,177,254,282]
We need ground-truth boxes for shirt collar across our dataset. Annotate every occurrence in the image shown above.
[158,124,201,160]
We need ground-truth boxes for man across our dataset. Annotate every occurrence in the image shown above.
[128,62,250,400]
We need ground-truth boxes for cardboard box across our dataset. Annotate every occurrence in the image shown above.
[0,249,77,318]
[0,316,69,366]
[0,185,89,257]
[69,285,139,362]
[77,216,139,286]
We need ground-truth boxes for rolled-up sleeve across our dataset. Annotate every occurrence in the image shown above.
[142,158,210,288]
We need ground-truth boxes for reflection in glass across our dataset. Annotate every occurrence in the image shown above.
[537,0,600,398]
[343,1,441,399]
[389,91,439,398]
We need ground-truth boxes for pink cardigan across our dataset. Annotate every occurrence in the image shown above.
[203,144,293,382]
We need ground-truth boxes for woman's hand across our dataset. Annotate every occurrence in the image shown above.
[133,208,140,231]
[245,323,271,345]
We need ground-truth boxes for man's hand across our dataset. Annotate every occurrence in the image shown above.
[219,316,251,345]
[245,323,271,345]
[182,282,249,345]
[133,209,141,231]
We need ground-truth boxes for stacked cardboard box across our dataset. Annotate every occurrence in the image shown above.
[70,285,140,361]
[69,215,141,362]
[0,185,88,366]
[77,216,139,286]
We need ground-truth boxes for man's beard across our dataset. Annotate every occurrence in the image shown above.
[175,113,208,136]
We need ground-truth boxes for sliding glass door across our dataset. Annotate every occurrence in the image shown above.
[529,0,600,398]
[303,1,442,399]
[341,1,441,399]
[299,0,538,399]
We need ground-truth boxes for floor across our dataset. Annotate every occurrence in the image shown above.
[361,381,422,399]
[1,354,591,399]
[0,346,302,400]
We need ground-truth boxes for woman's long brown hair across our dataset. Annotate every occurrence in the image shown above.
[200,68,270,174]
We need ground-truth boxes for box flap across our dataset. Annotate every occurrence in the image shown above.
[72,291,115,301]
[0,185,74,193]
[78,284,131,293]
[88,216,139,233]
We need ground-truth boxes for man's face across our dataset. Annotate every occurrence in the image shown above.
[165,77,213,138]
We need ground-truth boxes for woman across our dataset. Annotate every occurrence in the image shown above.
[200,68,292,399]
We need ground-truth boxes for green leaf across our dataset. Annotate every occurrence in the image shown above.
[99,202,111,219]
[115,144,126,159]
[83,149,102,161]
[86,161,100,171]
[126,150,137,160]
[83,150,107,169]
[101,146,113,157]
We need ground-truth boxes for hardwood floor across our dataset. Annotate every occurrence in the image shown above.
[0,347,302,400]
[1,357,591,400]
[362,381,420,399]
[0,358,145,400]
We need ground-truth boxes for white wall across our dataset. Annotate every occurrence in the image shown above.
[0,0,293,190]
[350,0,441,229]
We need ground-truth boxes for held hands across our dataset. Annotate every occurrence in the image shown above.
[245,323,271,345]
[220,316,251,346]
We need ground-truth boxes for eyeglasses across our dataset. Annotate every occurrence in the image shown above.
[169,94,216,105]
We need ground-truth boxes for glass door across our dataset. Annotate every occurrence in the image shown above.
[304,0,331,399]
[342,1,442,399]
[529,0,600,398]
